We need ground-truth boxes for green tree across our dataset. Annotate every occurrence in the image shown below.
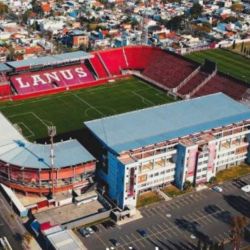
[0,2,8,15]
[241,42,244,53]
[232,40,236,50]
[209,176,217,184]
[167,15,185,31]
[231,3,244,13]
[230,216,248,250]
[190,3,203,18]
[183,180,192,191]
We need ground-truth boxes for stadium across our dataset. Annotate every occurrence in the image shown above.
[0,112,96,195]
[0,45,249,101]
[0,45,249,204]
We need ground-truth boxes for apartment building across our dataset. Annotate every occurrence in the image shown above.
[85,93,250,209]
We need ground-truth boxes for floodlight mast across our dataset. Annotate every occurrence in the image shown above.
[48,126,56,196]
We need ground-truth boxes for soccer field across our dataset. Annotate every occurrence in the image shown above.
[185,49,250,83]
[0,77,174,142]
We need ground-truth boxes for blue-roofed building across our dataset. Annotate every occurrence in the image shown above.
[0,112,96,195]
[85,93,250,209]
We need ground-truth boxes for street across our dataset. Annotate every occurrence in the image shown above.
[0,192,25,250]
[80,175,250,250]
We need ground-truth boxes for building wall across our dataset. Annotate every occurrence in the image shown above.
[98,123,250,209]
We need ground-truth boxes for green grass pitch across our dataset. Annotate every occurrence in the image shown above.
[185,49,250,83]
[0,77,174,141]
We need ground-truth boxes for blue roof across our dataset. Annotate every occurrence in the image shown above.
[0,63,12,73]
[0,113,95,169]
[85,93,250,154]
[7,51,92,69]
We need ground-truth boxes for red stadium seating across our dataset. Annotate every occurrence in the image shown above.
[142,50,196,89]
[124,46,156,70]
[194,74,248,100]
[178,71,208,95]
[98,49,128,75]
[0,84,11,97]
[1,46,248,101]
[90,52,109,78]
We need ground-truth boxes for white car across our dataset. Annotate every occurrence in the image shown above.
[86,227,94,234]
[212,186,223,192]
[241,185,250,193]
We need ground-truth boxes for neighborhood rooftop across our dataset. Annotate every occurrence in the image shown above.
[85,93,250,154]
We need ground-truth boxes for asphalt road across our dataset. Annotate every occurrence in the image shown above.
[0,193,24,250]
[80,175,250,250]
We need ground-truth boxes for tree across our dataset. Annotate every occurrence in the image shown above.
[231,3,244,13]
[190,3,203,18]
[209,176,217,184]
[167,15,185,31]
[232,40,236,50]
[22,233,32,245]
[0,2,8,15]
[230,216,248,250]
[241,42,244,53]
[183,180,192,191]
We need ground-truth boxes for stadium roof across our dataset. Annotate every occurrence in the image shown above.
[6,51,93,69]
[0,113,95,169]
[85,93,250,154]
[0,63,12,73]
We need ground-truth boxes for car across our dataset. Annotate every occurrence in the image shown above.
[110,239,120,247]
[79,227,90,237]
[91,225,99,232]
[241,184,250,193]
[137,229,147,237]
[86,227,94,234]
[212,186,223,192]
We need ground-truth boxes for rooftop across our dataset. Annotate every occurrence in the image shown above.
[0,113,95,169]
[85,93,250,154]
[6,51,92,69]
[0,63,12,73]
[47,230,86,250]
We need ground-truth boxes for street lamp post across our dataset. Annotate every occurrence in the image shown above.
[48,126,56,197]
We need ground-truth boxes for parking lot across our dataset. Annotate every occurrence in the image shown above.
[79,175,250,250]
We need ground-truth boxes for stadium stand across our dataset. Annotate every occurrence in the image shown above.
[142,50,197,89]
[178,71,209,96]
[10,64,95,95]
[98,48,127,75]
[124,46,156,70]
[194,74,248,100]
[0,46,248,101]
[89,52,109,78]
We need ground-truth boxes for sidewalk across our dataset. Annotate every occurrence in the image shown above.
[116,210,143,226]
[156,189,172,201]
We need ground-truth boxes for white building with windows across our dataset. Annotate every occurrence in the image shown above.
[85,93,250,209]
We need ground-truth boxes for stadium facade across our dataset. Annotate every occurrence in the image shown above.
[85,93,250,209]
[0,113,96,195]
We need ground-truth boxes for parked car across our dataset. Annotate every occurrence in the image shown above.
[79,227,90,237]
[241,185,250,193]
[137,229,147,237]
[91,225,99,232]
[86,227,94,234]
[110,239,120,246]
[212,186,223,192]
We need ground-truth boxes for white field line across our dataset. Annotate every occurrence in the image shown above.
[72,93,104,116]
[132,90,155,105]
[17,122,35,138]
